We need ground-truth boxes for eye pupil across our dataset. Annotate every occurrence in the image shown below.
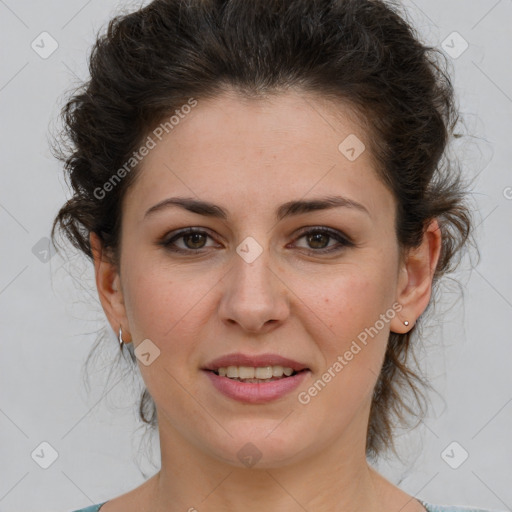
[185,233,206,249]
[308,232,329,249]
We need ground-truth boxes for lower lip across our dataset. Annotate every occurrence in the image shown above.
[203,370,310,404]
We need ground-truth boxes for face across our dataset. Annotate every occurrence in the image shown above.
[96,88,418,469]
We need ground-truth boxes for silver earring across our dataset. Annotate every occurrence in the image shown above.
[118,327,125,349]
[403,320,410,326]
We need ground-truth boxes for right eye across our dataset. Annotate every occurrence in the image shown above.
[161,228,219,253]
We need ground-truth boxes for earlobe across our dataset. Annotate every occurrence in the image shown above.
[89,232,132,343]
[390,219,442,333]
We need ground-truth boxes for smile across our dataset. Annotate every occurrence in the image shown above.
[203,368,310,404]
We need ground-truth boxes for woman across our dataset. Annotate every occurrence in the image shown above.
[51,0,497,511]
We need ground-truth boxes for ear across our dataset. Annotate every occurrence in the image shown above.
[390,219,442,334]
[90,232,132,344]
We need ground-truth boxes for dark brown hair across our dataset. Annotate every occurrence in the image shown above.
[51,0,474,460]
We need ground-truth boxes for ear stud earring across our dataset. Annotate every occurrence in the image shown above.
[403,320,409,326]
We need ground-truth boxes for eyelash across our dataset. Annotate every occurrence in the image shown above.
[160,226,355,255]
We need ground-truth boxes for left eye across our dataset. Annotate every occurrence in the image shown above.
[292,228,354,253]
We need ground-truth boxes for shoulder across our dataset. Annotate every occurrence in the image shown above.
[69,502,108,512]
[421,501,505,512]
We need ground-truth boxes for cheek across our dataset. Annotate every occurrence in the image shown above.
[317,270,393,331]
[121,258,183,340]
[122,271,172,339]
[311,271,395,380]
[119,262,216,407]
[121,257,222,354]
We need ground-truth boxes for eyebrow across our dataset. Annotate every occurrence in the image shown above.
[144,195,370,221]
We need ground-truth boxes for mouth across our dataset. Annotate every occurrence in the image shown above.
[201,354,311,403]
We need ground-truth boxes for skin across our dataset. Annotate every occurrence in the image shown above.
[90,88,441,512]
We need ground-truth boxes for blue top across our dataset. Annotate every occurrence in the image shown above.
[69,500,503,512]
[70,505,107,512]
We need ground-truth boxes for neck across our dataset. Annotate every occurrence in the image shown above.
[146,413,394,512]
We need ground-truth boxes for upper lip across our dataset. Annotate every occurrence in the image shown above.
[202,353,310,372]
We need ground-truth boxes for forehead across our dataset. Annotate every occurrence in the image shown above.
[123,89,394,222]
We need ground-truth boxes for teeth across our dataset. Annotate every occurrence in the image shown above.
[217,365,296,379]
[240,366,255,379]
[255,366,272,379]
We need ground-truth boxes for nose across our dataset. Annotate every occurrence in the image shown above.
[218,246,290,334]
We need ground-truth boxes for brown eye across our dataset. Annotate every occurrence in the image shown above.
[293,227,354,254]
[162,228,217,253]
[306,231,331,249]
[182,232,208,249]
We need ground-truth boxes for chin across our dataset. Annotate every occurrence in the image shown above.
[204,426,315,470]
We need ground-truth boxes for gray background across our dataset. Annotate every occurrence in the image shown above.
[0,1,511,511]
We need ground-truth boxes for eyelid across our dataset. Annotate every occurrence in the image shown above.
[161,227,219,250]
[293,225,355,246]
